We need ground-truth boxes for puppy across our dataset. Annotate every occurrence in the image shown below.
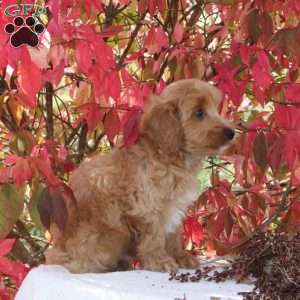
[45,79,235,273]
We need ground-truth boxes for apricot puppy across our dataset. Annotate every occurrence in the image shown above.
[45,79,235,273]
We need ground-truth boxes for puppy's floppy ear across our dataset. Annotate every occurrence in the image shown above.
[140,96,183,155]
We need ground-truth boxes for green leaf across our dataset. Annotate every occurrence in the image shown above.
[261,12,273,44]
[253,194,267,213]
[253,132,268,173]
[247,9,261,43]
[224,209,234,238]
[272,26,300,58]
[0,184,24,239]
[28,183,46,231]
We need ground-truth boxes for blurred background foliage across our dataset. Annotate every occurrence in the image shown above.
[0,0,300,297]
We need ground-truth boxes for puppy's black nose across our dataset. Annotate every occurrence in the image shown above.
[223,127,235,140]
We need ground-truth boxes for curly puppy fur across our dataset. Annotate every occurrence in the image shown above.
[45,79,235,273]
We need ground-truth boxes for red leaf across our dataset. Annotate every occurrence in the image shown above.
[34,158,60,187]
[104,109,121,143]
[268,137,283,173]
[251,51,272,89]
[152,52,166,74]
[285,83,300,102]
[253,83,265,104]
[119,0,130,4]
[149,0,156,16]
[122,107,142,147]
[77,103,104,131]
[0,168,9,184]
[61,161,76,173]
[215,64,246,106]
[57,146,68,161]
[0,257,28,286]
[17,50,42,108]
[155,80,166,95]
[144,27,168,54]
[12,158,33,187]
[292,166,300,185]
[48,44,65,69]
[75,24,96,41]
[84,0,103,16]
[138,0,147,14]
[93,37,115,69]
[284,133,297,169]
[108,71,121,100]
[3,155,19,166]
[155,27,169,48]
[274,104,300,129]
[174,23,184,43]
[47,0,59,23]
[274,104,287,128]
[121,68,136,85]
[99,25,123,38]
[43,60,65,85]
[239,44,255,65]
[284,200,300,229]
[207,188,227,209]
[3,156,34,186]
[157,0,166,15]
[0,289,11,300]
[76,40,92,74]
[207,208,227,239]
[252,63,272,89]
[125,50,144,63]
[0,239,15,257]
[183,216,203,245]
[257,51,271,69]
[224,210,234,239]
[91,69,120,100]
[132,259,141,269]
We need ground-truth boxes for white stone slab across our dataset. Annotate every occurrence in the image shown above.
[15,265,254,300]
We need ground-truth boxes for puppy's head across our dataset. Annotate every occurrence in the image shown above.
[140,79,235,157]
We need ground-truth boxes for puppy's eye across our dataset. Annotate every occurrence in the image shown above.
[194,109,205,119]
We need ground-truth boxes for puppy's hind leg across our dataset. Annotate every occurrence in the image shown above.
[136,219,178,272]
[47,223,131,273]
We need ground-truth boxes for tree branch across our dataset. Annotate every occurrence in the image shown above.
[45,82,54,140]
[116,11,147,70]
[76,121,88,163]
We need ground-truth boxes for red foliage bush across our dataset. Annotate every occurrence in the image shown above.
[0,0,299,293]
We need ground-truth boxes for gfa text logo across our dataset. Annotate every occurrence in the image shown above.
[4,4,46,48]
[4,4,46,17]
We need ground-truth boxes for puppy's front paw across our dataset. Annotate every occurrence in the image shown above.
[176,252,199,269]
[143,256,178,272]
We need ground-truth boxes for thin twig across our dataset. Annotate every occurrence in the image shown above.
[45,82,54,140]
[116,11,147,70]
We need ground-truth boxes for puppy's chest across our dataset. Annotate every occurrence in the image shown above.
[163,180,198,234]
[133,162,199,233]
